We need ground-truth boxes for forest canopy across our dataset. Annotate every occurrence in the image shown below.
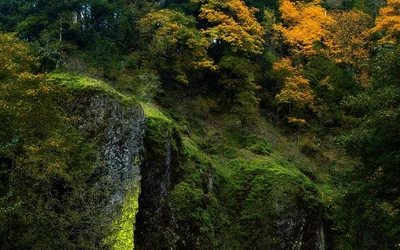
[1,0,399,249]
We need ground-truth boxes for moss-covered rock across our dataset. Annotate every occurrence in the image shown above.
[60,74,145,249]
[135,104,183,249]
[48,72,136,105]
[104,187,140,249]
[134,106,325,250]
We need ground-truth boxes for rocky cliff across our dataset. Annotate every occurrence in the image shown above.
[133,105,326,250]
[66,88,326,250]
[68,92,145,248]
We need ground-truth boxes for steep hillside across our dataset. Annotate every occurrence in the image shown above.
[59,73,333,249]
[0,68,352,249]
[55,73,335,249]
[2,0,400,246]
[135,101,331,249]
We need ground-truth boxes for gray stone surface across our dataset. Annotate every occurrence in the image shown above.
[68,93,145,219]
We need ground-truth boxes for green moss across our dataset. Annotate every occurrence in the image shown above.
[142,104,173,143]
[143,104,187,167]
[142,104,179,159]
[204,131,322,248]
[104,186,140,250]
[171,182,205,220]
[141,103,172,122]
[182,137,213,165]
[48,72,135,104]
[138,104,326,249]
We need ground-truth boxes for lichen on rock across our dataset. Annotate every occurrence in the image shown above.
[66,86,145,249]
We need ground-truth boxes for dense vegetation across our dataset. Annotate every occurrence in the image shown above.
[1,0,399,249]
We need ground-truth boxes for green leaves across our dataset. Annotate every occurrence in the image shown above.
[0,32,102,249]
[140,9,215,83]
[336,46,400,250]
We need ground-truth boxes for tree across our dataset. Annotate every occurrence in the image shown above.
[370,0,400,44]
[323,10,373,88]
[272,58,315,123]
[139,9,215,84]
[0,0,23,32]
[303,55,360,128]
[338,45,400,250]
[327,10,372,67]
[0,32,102,249]
[218,55,261,134]
[261,8,279,52]
[3,0,152,73]
[274,0,334,57]
[196,0,265,54]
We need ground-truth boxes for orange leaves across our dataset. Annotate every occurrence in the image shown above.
[276,75,314,107]
[279,0,301,23]
[327,10,372,65]
[274,0,334,56]
[197,0,265,54]
[371,0,400,44]
[275,75,314,109]
[275,0,373,63]
[272,58,314,110]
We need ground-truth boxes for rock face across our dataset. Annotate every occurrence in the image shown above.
[67,93,326,250]
[276,201,325,250]
[68,93,145,229]
[135,115,182,249]
[133,111,326,250]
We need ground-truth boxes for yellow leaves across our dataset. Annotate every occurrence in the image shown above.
[273,58,315,110]
[140,9,200,46]
[194,59,219,71]
[272,58,315,123]
[198,0,265,54]
[272,58,318,124]
[275,74,314,108]
[327,10,372,65]
[287,117,307,124]
[371,0,400,44]
[0,33,38,77]
[279,0,301,23]
[201,7,230,23]
[275,0,334,56]
[272,57,296,78]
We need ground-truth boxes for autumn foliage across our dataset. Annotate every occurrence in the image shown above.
[139,9,216,83]
[140,9,214,68]
[371,0,400,44]
[272,58,314,122]
[327,10,372,66]
[2,0,400,248]
[196,0,265,54]
[274,0,334,56]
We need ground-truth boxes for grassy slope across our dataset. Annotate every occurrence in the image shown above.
[145,100,349,248]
